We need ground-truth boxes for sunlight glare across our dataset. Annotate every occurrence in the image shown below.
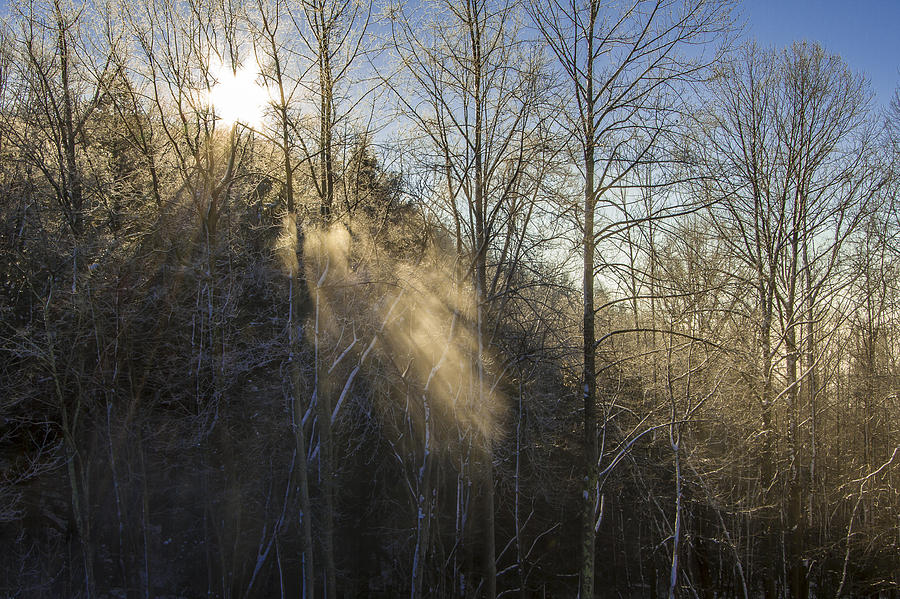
[208,62,269,127]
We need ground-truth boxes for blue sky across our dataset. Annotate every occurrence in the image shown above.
[742,0,900,107]
[0,0,896,106]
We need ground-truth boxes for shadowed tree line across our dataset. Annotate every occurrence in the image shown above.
[0,0,899,597]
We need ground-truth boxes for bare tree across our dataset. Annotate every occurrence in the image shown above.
[385,1,559,595]
[699,41,882,598]
[527,0,732,594]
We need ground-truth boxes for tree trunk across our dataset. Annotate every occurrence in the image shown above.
[288,238,315,599]
[581,140,597,599]
[579,6,599,587]
[314,282,336,599]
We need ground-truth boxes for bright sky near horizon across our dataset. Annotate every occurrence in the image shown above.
[742,0,900,107]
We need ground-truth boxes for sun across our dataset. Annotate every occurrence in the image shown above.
[208,61,269,127]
